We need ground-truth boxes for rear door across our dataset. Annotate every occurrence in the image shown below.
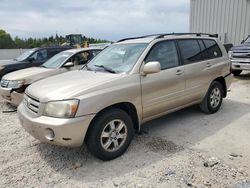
[176,39,221,103]
[141,40,186,120]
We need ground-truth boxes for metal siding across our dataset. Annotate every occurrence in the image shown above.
[238,0,245,43]
[246,1,250,38]
[242,0,248,39]
[224,0,231,42]
[190,0,250,45]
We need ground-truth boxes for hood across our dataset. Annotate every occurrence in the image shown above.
[26,70,125,102]
[231,43,250,51]
[3,67,57,83]
[0,59,16,66]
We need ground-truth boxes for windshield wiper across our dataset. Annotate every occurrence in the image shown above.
[94,65,116,73]
[39,65,47,68]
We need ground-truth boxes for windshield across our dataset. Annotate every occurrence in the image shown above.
[244,36,250,43]
[15,49,35,61]
[42,51,73,68]
[87,43,148,73]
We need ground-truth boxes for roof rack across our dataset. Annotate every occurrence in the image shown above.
[155,33,218,39]
[117,33,218,42]
[116,34,162,42]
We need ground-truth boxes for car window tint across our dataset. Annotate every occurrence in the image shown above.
[203,39,222,59]
[145,41,179,70]
[177,39,202,64]
[30,49,48,62]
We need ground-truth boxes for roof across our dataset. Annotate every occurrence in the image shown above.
[118,37,156,44]
[31,46,72,50]
[117,33,219,44]
[63,47,102,53]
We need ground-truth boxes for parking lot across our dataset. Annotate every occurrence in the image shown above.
[0,73,250,187]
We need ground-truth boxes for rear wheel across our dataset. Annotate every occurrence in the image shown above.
[86,108,134,161]
[199,81,223,114]
[232,70,242,76]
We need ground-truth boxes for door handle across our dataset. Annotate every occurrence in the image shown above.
[206,63,212,67]
[176,69,183,75]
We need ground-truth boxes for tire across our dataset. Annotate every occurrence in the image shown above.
[232,70,242,76]
[86,108,134,161]
[199,81,223,114]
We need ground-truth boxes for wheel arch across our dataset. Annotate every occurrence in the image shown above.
[86,102,140,140]
[213,76,227,97]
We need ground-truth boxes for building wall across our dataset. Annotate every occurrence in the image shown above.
[190,0,250,45]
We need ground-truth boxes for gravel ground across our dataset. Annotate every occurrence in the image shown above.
[0,73,250,188]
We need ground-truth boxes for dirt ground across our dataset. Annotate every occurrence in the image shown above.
[0,73,250,188]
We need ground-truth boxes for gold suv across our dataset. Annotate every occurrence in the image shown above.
[18,33,232,160]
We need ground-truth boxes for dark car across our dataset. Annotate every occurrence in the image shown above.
[0,46,72,79]
[229,35,250,76]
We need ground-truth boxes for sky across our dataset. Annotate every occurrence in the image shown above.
[0,0,190,41]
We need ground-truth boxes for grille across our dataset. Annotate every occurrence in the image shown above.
[23,94,40,114]
[0,79,9,88]
[232,52,250,58]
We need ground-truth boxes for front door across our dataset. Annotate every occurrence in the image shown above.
[141,40,186,120]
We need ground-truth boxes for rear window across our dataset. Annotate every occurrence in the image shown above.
[203,39,222,59]
[177,39,203,64]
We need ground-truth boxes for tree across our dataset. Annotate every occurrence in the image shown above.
[0,28,110,49]
[0,29,14,49]
[14,36,26,48]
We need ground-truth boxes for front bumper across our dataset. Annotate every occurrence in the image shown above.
[0,87,23,106]
[18,103,95,147]
[231,59,250,71]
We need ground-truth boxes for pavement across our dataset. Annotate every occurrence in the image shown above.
[0,72,249,187]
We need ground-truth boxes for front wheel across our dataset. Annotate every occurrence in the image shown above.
[86,108,134,161]
[199,81,223,114]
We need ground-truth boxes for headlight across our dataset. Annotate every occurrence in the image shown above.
[228,51,232,59]
[8,80,24,89]
[43,99,79,118]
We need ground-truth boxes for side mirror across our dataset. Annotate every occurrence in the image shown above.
[241,39,245,44]
[63,62,74,68]
[142,61,161,75]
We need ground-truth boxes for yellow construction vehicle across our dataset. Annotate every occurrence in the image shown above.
[62,34,89,48]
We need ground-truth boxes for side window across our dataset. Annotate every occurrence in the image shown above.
[145,41,179,70]
[198,40,208,60]
[73,51,90,65]
[203,39,222,59]
[30,49,48,62]
[177,39,202,64]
